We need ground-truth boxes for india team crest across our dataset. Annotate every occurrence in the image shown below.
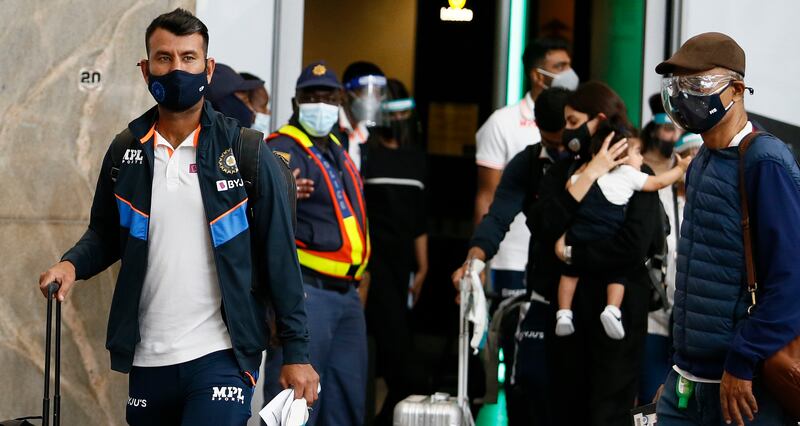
[218,148,238,174]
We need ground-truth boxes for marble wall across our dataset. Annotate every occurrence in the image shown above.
[0,1,193,423]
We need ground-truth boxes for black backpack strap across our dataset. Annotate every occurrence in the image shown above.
[235,127,262,200]
[109,129,135,183]
[272,151,297,223]
[235,128,297,230]
[271,149,297,231]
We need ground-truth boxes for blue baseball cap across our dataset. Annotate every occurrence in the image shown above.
[653,113,672,125]
[208,63,264,103]
[675,132,703,153]
[296,61,341,90]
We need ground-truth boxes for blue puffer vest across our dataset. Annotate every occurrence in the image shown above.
[673,133,800,379]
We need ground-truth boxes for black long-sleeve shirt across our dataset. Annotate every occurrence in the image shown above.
[470,144,552,261]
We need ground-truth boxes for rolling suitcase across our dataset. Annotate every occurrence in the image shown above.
[393,262,484,426]
[1,283,62,426]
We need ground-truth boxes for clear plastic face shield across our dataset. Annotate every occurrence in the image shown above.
[660,73,752,134]
[379,98,417,147]
[381,98,415,122]
[662,74,737,98]
[345,75,387,127]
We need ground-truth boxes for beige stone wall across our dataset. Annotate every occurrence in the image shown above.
[0,1,193,423]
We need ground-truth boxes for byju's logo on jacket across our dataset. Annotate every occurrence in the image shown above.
[61,102,310,374]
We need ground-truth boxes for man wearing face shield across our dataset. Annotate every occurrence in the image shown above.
[473,37,577,315]
[340,61,388,171]
[360,78,428,426]
[654,32,800,426]
[265,61,371,426]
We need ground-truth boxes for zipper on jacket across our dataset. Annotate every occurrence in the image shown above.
[196,140,237,351]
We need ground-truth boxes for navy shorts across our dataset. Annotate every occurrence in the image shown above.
[126,349,258,426]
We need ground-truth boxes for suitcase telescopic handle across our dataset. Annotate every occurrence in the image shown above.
[46,282,59,298]
[43,281,61,426]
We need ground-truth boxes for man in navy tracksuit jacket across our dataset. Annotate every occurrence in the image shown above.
[38,9,318,425]
[654,33,800,426]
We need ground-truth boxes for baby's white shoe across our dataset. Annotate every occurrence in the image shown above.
[600,305,625,340]
[555,309,575,336]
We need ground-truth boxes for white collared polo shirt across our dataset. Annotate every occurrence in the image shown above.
[475,92,542,271]
[133,126,232,367]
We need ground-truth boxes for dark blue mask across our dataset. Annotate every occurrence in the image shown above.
[148,68,208,112]
[212,94,254,127]
[666,84,734,134]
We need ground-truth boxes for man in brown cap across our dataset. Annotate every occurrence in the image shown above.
[655,32,800,425]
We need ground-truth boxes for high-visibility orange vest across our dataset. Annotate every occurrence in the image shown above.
[275,125,370,280]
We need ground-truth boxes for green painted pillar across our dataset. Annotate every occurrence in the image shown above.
[591,0,645,127]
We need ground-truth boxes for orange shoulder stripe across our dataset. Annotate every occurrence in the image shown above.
[114,194,150,218]
[210,198,249,225]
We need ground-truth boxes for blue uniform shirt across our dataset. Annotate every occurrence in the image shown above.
[267,121,367,254]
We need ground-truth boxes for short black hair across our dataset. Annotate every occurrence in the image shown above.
[386,78,410,101]
[648,93,665,115]
[145,8,209,56]
[589,120,636,156]
[522,37,571,74]
[534,87,572,132]
[342,61,384,86]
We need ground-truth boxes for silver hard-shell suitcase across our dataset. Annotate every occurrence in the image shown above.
[394,272,479,426]
[392,393,462,426]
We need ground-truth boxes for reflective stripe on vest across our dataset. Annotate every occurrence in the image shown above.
[275,125,370,280]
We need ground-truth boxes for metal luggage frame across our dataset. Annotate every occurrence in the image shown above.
[43,282,62,426]
[457,276,476,426]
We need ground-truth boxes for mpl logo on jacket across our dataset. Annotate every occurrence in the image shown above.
[122,149,144,165]
[218,148,239,174]
[216,178,244,192]
[212,386,245,404]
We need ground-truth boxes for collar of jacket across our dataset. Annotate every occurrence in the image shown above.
[127,100,217,142]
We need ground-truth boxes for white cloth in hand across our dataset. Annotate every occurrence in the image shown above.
[466,259,488,353]
[259,384,321,426]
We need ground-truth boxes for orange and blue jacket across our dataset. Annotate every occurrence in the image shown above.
[267,121,370,281]
[61,102,309,374]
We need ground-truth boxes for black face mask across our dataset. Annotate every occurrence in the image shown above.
[665,84,734,134]
[656,139,675,158]
[148,66,208,112]
[562,122,592,159]
[378,118,417,147]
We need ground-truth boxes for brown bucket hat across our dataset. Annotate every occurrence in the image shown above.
[656,32,746,77]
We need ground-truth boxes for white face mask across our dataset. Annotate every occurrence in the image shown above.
[298,102,339,137]
[251,112,270,133]
[538,68,580,91]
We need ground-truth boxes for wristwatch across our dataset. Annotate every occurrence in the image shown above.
[563,245,573,265]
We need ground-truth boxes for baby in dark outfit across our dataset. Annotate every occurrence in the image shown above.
[556,126,691,339]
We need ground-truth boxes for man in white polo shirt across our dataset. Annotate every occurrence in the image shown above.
[474,37,576,300]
